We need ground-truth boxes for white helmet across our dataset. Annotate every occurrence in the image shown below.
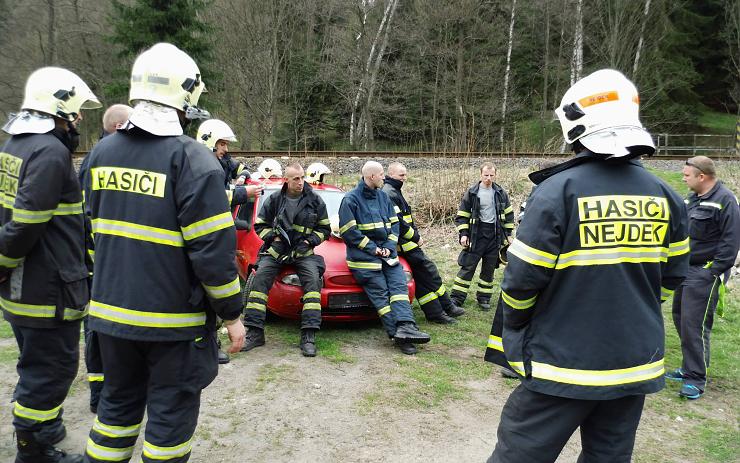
[306,162,331,184]
[197,119,237,150]
[555,69,654,157]
[129,43,207,117]
[258,159,282,179]
[21,67,101,121]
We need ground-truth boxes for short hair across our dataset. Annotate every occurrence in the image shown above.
[685,156,716,177]
[387,162,405,176]
[480,162,496,173]
[285,162,304,175]
[102,104,133,133]
[362,161,383,178]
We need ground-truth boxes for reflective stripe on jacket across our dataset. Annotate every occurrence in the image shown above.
[454,181,513,249]
[381,177,420,254]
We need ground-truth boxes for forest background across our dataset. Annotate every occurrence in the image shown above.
[0,0,738,152]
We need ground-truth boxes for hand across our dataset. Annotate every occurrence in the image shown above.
[380,248,391,257]
[235,177,246,186]
[225,320,246,353]
[460,236,469,247]
[417,237,424,247]
[246,184,263,198]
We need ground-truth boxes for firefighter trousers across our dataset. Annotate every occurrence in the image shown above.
[84,332,218,463]
[244,254,325,330]
[403,247,456,319]
[350,260,415,338]
[489,384,645,463]
[671,264,722,391]
[84,316,104,410]
[11,321,80,443]
[451,223,500,305]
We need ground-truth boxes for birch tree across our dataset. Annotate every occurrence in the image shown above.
[633,0,652,76]
[499,0,517,149]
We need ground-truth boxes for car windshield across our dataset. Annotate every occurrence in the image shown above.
[257,187,344,217]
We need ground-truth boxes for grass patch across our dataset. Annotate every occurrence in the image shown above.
[695,423,740,462]
[0,319,13,338]
[698,110,738,134]
[0,344,18,364]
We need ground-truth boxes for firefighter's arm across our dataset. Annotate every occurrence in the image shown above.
[500,190,561,329]
[254,195,278,244]
[660,197,690,302]
[501,190,515,238]
[455,191,472,239]
[339,197,378,256]
[711,195,740,276]
[0,148,65,272]
[381,200,400,257]
[177,170,242,322]
[396,203,420,244]
[78,156,95,274]
[306,199,331,248]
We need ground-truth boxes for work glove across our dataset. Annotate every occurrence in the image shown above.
[294,240,311,256]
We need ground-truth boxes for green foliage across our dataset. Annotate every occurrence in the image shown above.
[698,111,739,134]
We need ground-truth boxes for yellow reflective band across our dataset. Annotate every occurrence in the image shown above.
[456,223,469,231]
[478,280,493,287]
[508,239,557,268]
[143,437,193,459]
[339,220,357,234]
[417,292,438,305]
[403,228,414,240]
[86,438,135,462]
[318,218,331,225]
[531,359,664,386]
[508,361,525,376]
[302,302,322,311]
[246,301,266,312]
[435,285,446,296]
[90,166,166,198]
[402,214,413,223]
[457,210,471,218]
[487,335,504,352]
[661,287,674,302]
[454,277,470,285]
[388,234,398,242]
[555,246,668,269]
[12,207,54,224]
[294,249,314,257]
[385,257,399,266]
[390,294,409,304]
[267,246,281,259]
[13,402,61,422]
[347,260,382,270]
[501,291,537,310]
[292,224,309,233]
[88,373,105,382]
[54,201,83,216]
[88,249,95,262]
[202,277,241,299]
[358,236,370,249]
[477,287,494,294]
[250,291,268,301]
[503,205,513,214]
[255,217,267,224]
[401,241,418,252]
[378,305,391,316]
[668,237,690,257]
[92,218,184,247]
[64,307,87,321]
[394,205,401,214]
[312,230,326,241]
[89,300,206,328]
[303,291,321,300]
[258,228,271,239]
[389,216,399,223]
[503,223,514,229]
[181,211,234,241]
[225,189,233,203]
[0,296,55,318]
[699,201,722,210]
[0,253,22,268]
[92,417,141,439]
[357,222,384,231]
[452,285,468,292]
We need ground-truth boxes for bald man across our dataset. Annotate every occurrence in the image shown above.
[339,161,430,355]
[101,104,133,137]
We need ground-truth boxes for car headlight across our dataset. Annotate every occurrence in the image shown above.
[404,271,413,283]
[281,273,302,286]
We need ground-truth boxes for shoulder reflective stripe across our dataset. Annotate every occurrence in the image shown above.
[0,296,55,317]
[89,300,206,328]
[401,241,418,252]
[303,291,321,299]
[339,220,357,234]
[508,361,525,376]
[699,201,722,210]
[250,291,268,301]
[0,253,23,268]
[358,236,370,249]
[417,291,438,305]
[501,291,537,310]
[258,228,271,238]
[487,335,504,352]
[347,260,382,270]
[88,373,104,382]
[92,417,141,438]
[508,240,558,268]
[13,402,61,422]
[531,359,664,386]
[390,294,409,303]
[457,210,471,218]
[661,287,674,302]
[12,207,54,223]
[202,277,241,299]
[435,285,447,296]
[357,222,384,230]
[181,211,234,241]
[93,219,184,247]
[54,202,83,215]
[394,205,401,213]
[555,246,667,269]
[503,205,513,214]
[318,218,331,225]
[388,234,398,242]
[143,438,193,459]
[86,438,135,461]
[302,302,322,311]
[378,305,391,316]
[668,237,690,256]
[456,223,469,231]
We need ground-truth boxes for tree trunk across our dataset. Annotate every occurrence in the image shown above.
[633,0,652,77]
[542,0,550,114]
[569,0,583,86]
[46,0,56,65]
[456,24,466,151]
[499,0,517,149]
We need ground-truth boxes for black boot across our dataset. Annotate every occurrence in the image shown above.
[445,304,466,317]
[216,337,230,364]
[427,313,458,324]
[393,322,431,344]
[15,431,82,463]
[300,329,318,357]
[240,327,265,352]
[478,300,491,311]
[394,339,418,355]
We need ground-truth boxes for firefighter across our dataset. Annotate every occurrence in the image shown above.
[486,69,690,463]
[451,163,514,311]
[666,156,740,399]
[1,67,101,462]
[382,162,464,324]
[79,43,245,463]
[306,162,332,185]
[339,161,431,355]
[242,163,331,356]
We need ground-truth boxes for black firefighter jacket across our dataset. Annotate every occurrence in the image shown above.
[454,182,514,250]
[0,132,89,327]
[382,177,420,254]
[490,154,689,400]
[254,182,330,261]
[80,128,242,342]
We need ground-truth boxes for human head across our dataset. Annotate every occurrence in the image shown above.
[387,162,407,183]
[197,119,237,159]
[102,104,133,134]
[555,69,654,158]
[480,162,496,188]
[285,163,305,196]
[683,156,717,194]
[362,161,384,189]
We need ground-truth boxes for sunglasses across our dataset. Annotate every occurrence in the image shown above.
[685,160,706,174]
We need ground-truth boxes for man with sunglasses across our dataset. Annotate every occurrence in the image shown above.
[666,156,740,399]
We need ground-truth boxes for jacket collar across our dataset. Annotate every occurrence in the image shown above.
[280,181,315,200]
[528,150,642,185]
[384,176,404,190]
[357,179,379,198]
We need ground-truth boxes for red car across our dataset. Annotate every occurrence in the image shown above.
[233,180,416,322]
